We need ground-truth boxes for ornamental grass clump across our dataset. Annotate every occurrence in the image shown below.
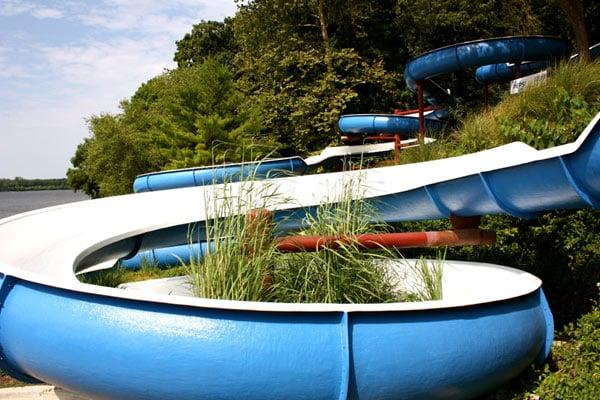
[187,175,283,302]
[188,170,443,303]
[271,176,403,303]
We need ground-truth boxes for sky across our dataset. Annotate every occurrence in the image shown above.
[0,0,238,179]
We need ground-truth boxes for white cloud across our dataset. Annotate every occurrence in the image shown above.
[0,0,238,178]
[78,0,236,36]
[0,1,63,19]
[39,36,173,95]
[31,7,63,19]
[0,0,31,17]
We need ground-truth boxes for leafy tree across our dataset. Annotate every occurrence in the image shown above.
[174,18,237,67]
[234,0,400,154]
[66,138,100,197]
[67,59,265,197]
[558,0,591,62]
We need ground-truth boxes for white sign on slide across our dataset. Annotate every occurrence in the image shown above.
[510,70,548,94]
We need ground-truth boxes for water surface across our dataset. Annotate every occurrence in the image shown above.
[0,190,89,219]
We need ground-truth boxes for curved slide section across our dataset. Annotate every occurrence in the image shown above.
[123,113,600,268]
[134,156,307,193]
[134,142,396,193]
[119,242,212,268]
[476,41,599,85]
[404,36,569,105]
[476,60,549,85]
[338,110,447,137]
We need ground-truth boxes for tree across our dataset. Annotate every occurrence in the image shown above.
[67,59,265,197]
[66,138,100,197]
[233,0,400,154]
[174,18,237,67]
[558,0,591,62]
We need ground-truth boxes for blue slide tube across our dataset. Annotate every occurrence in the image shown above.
[476,60,549,85]
[404,36,569,104]
[134,157,307,193]
[476,41,598,85]
[119,242,215,269]
[338,111,447,137]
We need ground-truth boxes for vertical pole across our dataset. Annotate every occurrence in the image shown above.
[515,62,522,79]
[483,84,489,112]
[245,209,274,290]
[394,134,401,162]
[417,80,424,142]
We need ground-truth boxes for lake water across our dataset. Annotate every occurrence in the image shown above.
[0,190,89,219]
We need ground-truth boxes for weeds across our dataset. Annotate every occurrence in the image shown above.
[79,262,187,288]
[187,171,284,302]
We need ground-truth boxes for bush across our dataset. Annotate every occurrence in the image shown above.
[493,300,600,400]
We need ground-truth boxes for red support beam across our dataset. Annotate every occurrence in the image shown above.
[276,229,496,252]
[515,62,522,79]
[393,106,434,116]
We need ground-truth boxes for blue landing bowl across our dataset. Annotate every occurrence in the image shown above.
[0,261,553,400]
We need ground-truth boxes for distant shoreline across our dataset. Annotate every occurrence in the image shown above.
[0,178,69,192]
[0,187,71,192]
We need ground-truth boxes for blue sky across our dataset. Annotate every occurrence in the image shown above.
[0,0,237,178]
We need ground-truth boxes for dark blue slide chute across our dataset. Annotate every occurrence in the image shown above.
[133,157,307,193]
[404,36,569,103]
[338,110,447,138]
[476,41,599,85]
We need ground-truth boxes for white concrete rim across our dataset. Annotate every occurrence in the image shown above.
[1,260,542,313]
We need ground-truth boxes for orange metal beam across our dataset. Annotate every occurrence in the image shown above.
[276,229,496,252]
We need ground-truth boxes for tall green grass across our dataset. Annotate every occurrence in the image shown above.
[187,170,444,303]
[187,174,284,302]
[79,262,187,287]
[271,175,403,303]
[411,252,445,301]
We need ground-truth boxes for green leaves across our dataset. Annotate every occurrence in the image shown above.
[68,59,266,197]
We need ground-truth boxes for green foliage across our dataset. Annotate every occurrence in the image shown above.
[233,0,402,155]
[67,59,266,197]
[79,264,188,288]
[495,64,599,149]
[395,0,541,57]
[492,300,600,399]
[174,18,237,67]
[73,114,163,197]
[0,177,69,191]
[245,46,398,154]
[272,176,402,303]
[66,138,100,197]
[535,303,600,399]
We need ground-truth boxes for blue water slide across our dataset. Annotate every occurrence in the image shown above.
[134,157,307,193]
[119,242,214,269]
[338,110,447,137]
[119,114,600,270]
[476,60,549,85]
[404,36,569,104]
[476,41,598,85]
